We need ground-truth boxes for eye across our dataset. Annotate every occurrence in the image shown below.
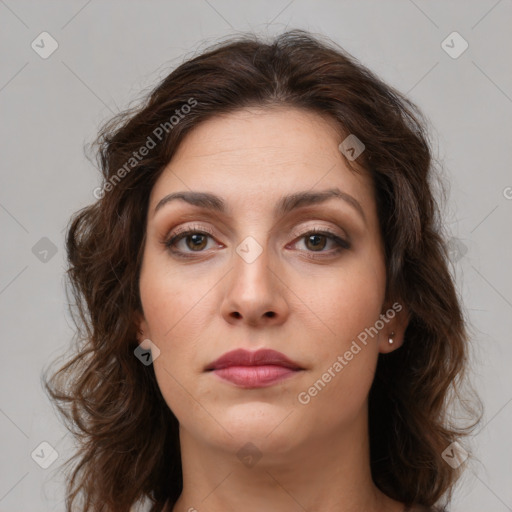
[292,228,350,256]
[163,225,219,257]
[162,225,350,259]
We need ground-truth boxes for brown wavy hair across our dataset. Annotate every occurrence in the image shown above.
[43,29,481,512]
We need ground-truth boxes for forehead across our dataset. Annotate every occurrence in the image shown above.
[168,106,347,173]
[148,107,375,217]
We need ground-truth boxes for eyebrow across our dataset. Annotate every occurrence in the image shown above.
[153,188,366,222]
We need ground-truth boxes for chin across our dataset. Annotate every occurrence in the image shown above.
[210,402,302,449]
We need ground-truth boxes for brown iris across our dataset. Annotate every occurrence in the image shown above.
[186,233,208,251]
[305,233,327,251]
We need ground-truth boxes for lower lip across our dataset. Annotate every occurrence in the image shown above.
[210,365,301,388]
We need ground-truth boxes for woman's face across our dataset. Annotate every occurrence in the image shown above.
[137,107,405,457]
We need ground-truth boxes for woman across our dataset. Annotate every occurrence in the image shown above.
[44,30,480,512]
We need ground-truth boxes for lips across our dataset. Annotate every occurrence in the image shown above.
[205,348,302,371]
[205,348,304,388]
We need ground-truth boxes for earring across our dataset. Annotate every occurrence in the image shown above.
[388,331,395,345]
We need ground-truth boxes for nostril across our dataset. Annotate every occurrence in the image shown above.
[229,311,276,320]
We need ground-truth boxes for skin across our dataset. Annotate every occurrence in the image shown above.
[136,107,410,512]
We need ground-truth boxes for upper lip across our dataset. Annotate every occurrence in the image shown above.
[205,349,303,371]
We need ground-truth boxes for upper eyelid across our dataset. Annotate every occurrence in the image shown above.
[157,204,360,231]
[166,221,347,239]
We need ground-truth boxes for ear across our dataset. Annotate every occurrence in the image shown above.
[377,300,410,354]
[133,310,149,344]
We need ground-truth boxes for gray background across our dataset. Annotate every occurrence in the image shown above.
[1,1,511,510]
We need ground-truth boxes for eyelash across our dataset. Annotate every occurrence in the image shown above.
[162,224,350,260]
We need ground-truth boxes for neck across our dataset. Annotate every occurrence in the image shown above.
[170,407,402,512]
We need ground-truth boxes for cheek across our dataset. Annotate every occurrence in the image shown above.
[293,254,385,414]
[139,249,217,340]
[138,262,210,423]
[137,256,207,377]
[295,254,386,347]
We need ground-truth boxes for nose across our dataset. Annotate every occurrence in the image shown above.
[220,244,290,327]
